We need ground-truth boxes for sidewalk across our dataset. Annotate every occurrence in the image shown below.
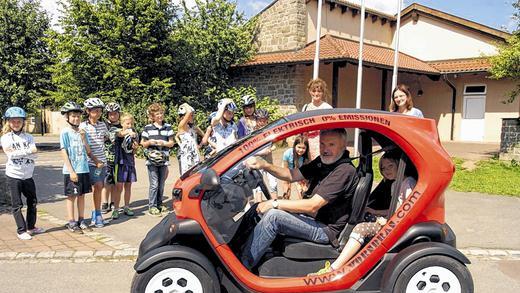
[0,210,137,262]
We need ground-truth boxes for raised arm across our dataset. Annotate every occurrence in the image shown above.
[245,156,305,182]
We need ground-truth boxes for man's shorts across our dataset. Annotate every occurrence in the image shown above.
[64,173,91,196]
[115,164,137,183]
[89,165,107,184]
[105,164,116,185]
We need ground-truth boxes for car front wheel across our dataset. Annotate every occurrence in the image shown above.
[131,259,214,293]
[393,255,474,293]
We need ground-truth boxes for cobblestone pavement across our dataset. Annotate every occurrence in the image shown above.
[0,210,137,264]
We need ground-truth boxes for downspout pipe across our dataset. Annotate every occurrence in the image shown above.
[443,74,456,141]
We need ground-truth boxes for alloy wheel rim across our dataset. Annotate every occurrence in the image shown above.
[145,267,203,293]
[405,266,462,293]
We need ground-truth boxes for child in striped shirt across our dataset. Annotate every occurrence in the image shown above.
[80,98,109,228]
[140,103,175,216]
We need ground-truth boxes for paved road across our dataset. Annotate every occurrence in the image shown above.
[1,148,519,292]
[0,261,134,293]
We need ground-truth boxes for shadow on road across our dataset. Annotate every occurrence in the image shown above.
[33,164,66,204]
[105,197,172,226]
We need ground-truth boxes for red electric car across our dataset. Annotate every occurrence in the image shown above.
[131,109,474,293]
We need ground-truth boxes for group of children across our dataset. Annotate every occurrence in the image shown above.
[0,99,175,238]
[1,91,324,240]
[1,95,292,238]
[59,98,139,233]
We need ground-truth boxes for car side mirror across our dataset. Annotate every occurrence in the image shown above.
[200,168,220,191]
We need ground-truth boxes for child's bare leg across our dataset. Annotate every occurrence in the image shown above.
[92,181,103,211]
[113,183,123,210]
[77,195,85,221]
[123,182,132,207]
[66,196,76,221]
[330,238,362,270]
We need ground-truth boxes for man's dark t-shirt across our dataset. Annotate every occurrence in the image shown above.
[299,151,359,244]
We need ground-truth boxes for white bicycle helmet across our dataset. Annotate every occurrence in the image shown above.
[121,134,135,154]
[218,99,238,113]
[178,103,194,116]
[60,101,83,115]
[105,102,121,113]
[84,98,105,109]
[254,109,269,119]
[147,149,167,166]
[241,95,256,107]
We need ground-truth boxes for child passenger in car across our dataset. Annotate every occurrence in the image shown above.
[280,135,309,199]
[311,151,416,275]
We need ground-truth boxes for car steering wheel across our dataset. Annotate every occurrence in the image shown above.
[249,169,271,200]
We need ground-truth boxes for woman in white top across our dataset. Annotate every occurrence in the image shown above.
[389,84,424,118]
[301,78,333,159]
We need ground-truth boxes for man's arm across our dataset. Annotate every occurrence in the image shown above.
[245,156,305,182]
[256,194,328,217]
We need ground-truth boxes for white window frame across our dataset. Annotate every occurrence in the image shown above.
[463,84,487,95]
[462,84,487,120]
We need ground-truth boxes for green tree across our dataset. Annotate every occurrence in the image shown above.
[490,0,520,103]
[171,0,258,110]
[47,0,259,129]
[0,0,52,115]
[47,0,177,129]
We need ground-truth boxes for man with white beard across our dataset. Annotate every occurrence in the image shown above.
[241,128,359,269]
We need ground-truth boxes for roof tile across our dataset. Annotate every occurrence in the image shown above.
[238,35,439,74]
[428,58,491,73]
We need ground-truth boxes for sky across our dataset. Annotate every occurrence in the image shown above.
[40,0,517,32]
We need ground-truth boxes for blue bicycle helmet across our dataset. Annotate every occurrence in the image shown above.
[4,107,27,119]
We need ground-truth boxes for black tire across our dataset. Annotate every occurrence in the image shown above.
[393,255,474,293]
[131,259,215,293]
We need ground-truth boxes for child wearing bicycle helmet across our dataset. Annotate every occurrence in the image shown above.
[176,103,203,175]
[237,95,256,138]
[211,98,238,152]
[59,101,94,234]
[101,102,122,215]
[1,107,45,240]
[80,97,109,228]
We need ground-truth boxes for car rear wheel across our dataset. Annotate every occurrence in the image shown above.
[393,255,474,293]
[131,259,214,293]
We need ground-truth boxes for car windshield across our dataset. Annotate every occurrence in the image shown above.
[180,117,288,179]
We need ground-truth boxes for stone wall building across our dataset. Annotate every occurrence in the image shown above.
[500,118,520,161]
[230,0,520,143]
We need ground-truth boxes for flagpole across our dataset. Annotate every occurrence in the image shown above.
[354,0,366,156]
[391,0,403,91]
[313,0,323,79]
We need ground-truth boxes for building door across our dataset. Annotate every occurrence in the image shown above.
[460,85,486,142]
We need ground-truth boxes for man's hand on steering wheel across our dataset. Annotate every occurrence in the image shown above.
[256,200,275,214]
[244,156,267,169]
